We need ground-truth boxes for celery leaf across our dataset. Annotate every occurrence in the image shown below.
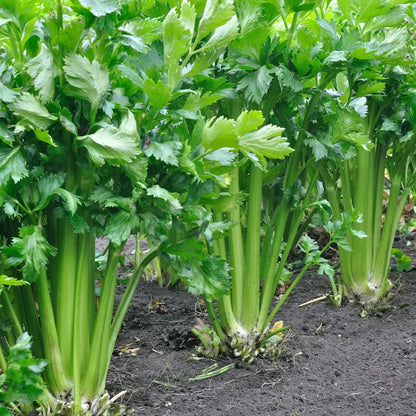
[27,44,56,104]
[64,54,109,113]
[8,93,57,130]
[76,126,140,166]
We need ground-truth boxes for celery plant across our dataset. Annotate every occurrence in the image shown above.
[316,0,416,305]
[182,0,340,360]
[0,0,238,413]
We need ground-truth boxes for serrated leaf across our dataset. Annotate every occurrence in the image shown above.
[316,18,339,43]
[323,50,348,64]
[122,18,162,44]
[106,210,140,246]
[52,188,81,215]
[174,255,231,301]
[0,81,18,103]
[357,82,385,97]
[78,0,119,16]
[0,275,28,287]
[165,239,206,261]
[362,6,404,33]
[8,92,57,130]
[305,137,328,160]
[237,66,273,104]
[391,248,412,272]
[235,110,264,136]
[180,0,197,36]
[197,256,231,300]
[34,129,56,147]
[381,118,400,133]
[0,123,13,145]
[356,0,391,22]
[335,72,350,104]
[147,185,182,211]
[163,8,192,85]
[185,45,227,77]
[203,148,236,166]
[144,141,182,166]
[34,173,66,211]
[119,34,149,54]
[143,78,172,109]
[119,110,139,138]
[202,117,238,151]
[76,126,140,166]
[2,226,57,283]
[239,125,292,160]
[64,54,109,113]
[318,261,335,278]
[197,0,235,41]
[0,147,28,185]
[122,156,148,186]
[183,91,224,112]
[198,15,239,52]
[272,65,304,92]
[0,332,47,405]
[27,44,56,103]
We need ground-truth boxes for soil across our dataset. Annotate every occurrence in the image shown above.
[105,234,416,416]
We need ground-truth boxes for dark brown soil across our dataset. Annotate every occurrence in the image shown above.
[106,235,416,416]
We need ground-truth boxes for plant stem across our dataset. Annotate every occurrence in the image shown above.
[240,164,262,331]
[72,233,93,413]
[15,286,44,359]
[265,241,333,327]
[94,245,161,395]
[0,290,23,336]
[373,177,410,286]
[0,342,7,372]
[55,218,77,379]
[81,244,121,400]
[37,267,70,395]
[227,167,244,320]
[204,299,227,343]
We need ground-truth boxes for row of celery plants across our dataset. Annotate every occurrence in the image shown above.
[1,0,416,412]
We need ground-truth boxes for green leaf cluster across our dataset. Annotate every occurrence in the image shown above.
[0,333,47,412]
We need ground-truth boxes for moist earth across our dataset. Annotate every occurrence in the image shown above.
[105,235,416,416]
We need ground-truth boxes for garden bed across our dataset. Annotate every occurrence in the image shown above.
[106,237,416,416]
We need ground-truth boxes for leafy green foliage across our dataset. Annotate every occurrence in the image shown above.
[0,276,28,287]
[0,333,47,408]
[171,253,231,301]
[64,54,110,116]
[391,248,412,272]
[8,93,57,130]
[2,226,57,283]
[200,110,292,166]
[76,126,141,166]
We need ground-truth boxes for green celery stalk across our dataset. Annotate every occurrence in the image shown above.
[240,164,262,331]
[36,267,70,395]
[81,244,121,400]
[0,343,6,372]
[54,217,77,379]
[72,233,94,412]
[227,167,244,320]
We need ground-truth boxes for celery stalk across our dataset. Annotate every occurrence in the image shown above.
[240,164,262,331]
